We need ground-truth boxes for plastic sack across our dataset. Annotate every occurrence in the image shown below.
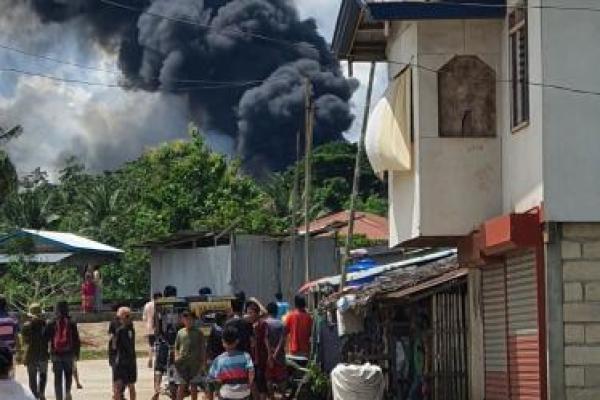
[331,363,385,400]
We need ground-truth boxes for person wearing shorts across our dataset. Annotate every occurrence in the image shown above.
[174,311,206,400]
[143,293,161,369]
[208,325,254,400]
[113,307,137,400]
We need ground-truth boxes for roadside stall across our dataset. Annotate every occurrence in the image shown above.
[308,251,470,400]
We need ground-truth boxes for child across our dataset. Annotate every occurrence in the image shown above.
[208,326,255,400]
[174,311,205,400]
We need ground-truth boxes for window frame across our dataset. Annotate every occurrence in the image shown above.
[509,3,530,132]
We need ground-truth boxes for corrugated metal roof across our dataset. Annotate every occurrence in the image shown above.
[0,229,123,255]
[21,229,123,253]
[0,253,73,264]
[319,250,460,309]
[298,210,388,241]
[302,249,456,293]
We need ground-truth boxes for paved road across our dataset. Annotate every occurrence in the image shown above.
[16,358,156,400]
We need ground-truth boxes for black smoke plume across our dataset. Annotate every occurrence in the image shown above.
[26,0,358,173]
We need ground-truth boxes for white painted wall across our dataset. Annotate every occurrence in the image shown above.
[386,19,503,245]
[500,0,544,214]
[541,0,600,221]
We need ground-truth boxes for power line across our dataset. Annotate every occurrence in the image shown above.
[0,42,268,86]
[0,67,262,90]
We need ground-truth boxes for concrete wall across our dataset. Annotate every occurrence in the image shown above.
[500,0,545,214]
[386,20,503,245]
[541,0,600,221]
[559,223,600,399]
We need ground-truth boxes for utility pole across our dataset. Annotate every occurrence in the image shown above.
[303,78,315,286]
[340,61,376,290]
[286,128,301,301]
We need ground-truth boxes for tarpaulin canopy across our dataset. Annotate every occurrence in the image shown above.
[0,229,123,266]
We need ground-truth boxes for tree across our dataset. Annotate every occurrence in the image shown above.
[0,169,60,230]
[0,124,22,204]
[263,141,388,221]
[0,151,17,204]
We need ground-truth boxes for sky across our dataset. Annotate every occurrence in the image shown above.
[0,0,387,178]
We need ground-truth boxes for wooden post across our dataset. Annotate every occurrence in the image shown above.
[340,61,376,290]
[303,78,314,286]
[286,129,301,301]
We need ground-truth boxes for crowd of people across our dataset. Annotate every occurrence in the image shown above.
[0,288,314,400]
[0,296,81,400]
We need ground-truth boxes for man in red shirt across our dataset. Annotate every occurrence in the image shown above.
[284,295,312,358]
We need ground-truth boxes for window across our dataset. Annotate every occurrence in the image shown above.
[509,3,529,129]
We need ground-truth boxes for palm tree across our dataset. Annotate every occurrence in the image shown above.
[1,189,59,230]
[78,181,127,237]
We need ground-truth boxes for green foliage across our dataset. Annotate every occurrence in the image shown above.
[0,150,17,204]
[264,141,387,222]
[0,126,281,301]
[0,260,80,313]
[0,126,388,301]
[305,362,331,399]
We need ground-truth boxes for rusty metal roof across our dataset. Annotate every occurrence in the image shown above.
[298,210,388,241]
[320,253,461,309]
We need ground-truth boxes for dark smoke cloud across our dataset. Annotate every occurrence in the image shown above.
[25,0,358,173]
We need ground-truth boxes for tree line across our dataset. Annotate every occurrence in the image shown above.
[0,126,386,306]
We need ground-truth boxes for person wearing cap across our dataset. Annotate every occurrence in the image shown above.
[113,307,137,400]
[21,304,49,400]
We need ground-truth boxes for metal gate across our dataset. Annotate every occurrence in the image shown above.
[483,264,509,400]
[432,283,468,400]
[482,252,541,400]
[506,251,540,400]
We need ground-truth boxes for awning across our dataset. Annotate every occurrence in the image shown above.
[0,253,73,265]
[365,68,412,175]
[380,268,469,300]
[299,249,456,292]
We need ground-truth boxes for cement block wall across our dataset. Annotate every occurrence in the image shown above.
[561,223,600,400]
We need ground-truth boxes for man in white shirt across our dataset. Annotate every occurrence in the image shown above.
[0,346,35,400]
[143,292,162,368]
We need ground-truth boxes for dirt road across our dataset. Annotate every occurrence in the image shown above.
[16,358,156,400]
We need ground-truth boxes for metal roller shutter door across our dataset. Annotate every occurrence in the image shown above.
[483,264,509,400]
[506,251,540,400]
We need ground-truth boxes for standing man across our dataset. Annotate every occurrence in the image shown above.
[284,295,313,360]
[224,293,253,354]
[264,303,287,399]
[174,311,206,400]
[143,292,161,369]
[45,301,80,400]
[113,307,137,400]
[21,304,48,400]
[0,295,19,376]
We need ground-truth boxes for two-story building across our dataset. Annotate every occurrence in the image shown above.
[333,1,600,399]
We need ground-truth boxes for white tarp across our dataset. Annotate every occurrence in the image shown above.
[331,363,385,400]
[365,68,412,174]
